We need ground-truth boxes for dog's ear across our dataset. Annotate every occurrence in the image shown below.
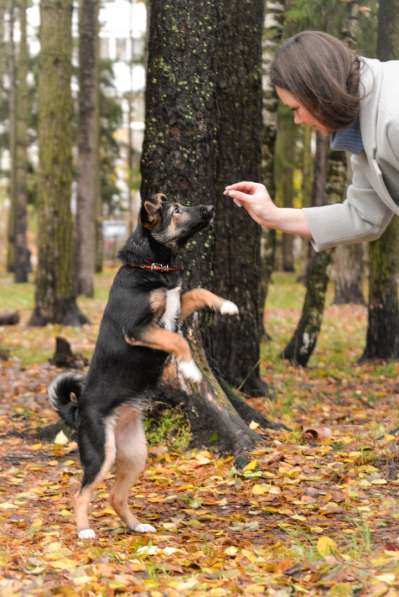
[142,193,166,228]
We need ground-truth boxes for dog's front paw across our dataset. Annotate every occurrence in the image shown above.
[220,300,239,316]
[178,359,203,383]
[78,528,96,540]
[133,523,156,533]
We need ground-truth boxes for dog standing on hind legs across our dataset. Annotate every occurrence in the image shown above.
[48,193,239,540]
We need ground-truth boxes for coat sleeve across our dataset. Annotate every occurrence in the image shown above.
[302,153,394,252]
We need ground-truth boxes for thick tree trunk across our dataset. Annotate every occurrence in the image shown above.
[76,0,99,297]
[260,0,286,337]
[30,0,87,327]
[362,221,399,360]
[202,1,266,397]
[362,0,399,360]
[14,0,30,283]
[141,0,278,459]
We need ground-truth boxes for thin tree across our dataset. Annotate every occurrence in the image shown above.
[361,0,399,360]
[276,106,297,272]
[281,133,332,365]
[30,0,87,326]
[260,0,286,337]
[331,0,365,306]
[76,0,99,297]
[14,0,30,283]
[282,0,360,365]
[141,0,282,460]
[6,0,16,273]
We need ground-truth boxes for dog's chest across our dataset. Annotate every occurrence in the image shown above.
[160,286,181,331]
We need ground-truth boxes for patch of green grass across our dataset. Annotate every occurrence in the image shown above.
[267,272,306,310]
[0,275,34,311]
[370,361,399,378]
[144,408,192,451]
[347,517,373,557]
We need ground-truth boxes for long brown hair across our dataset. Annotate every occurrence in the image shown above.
[271,31,361,130]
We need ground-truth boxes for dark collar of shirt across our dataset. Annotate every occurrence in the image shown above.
[330,119,364,154]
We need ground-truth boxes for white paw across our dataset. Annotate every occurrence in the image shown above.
[78,528,96,540]
[220,300,239,316]
[178,360,203,383]
[133,523,156,533]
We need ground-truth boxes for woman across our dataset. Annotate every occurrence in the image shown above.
[224,31,399,252]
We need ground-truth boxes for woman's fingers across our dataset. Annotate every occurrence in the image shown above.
[224,189,251,204]
[224,181,258,193]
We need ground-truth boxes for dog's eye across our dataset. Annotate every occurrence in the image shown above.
[174,206,181,214]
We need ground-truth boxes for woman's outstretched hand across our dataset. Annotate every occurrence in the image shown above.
[223,181,277,226]
[224,180,312,239]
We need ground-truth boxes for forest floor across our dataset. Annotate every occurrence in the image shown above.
[1,269,399,596]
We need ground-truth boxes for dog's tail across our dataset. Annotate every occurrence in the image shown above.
[48,372,85,429]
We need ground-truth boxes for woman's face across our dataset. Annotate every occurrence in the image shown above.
[275,86,332,135]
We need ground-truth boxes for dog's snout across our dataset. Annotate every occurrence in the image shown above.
[201,205,214,219]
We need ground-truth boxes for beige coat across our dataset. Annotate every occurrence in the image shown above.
[303,57,399,251]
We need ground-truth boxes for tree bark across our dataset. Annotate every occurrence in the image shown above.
[361,0,399,361]
[277,108,296,273]
[331,0,364,306]
[14,0,30,283]
[6,0,16,274]
[282,133,332,366]
[332,242,365,305]
[140,0,278,459]
[76,0,99,297]
[30,0,87,327]
[260,0,286,337]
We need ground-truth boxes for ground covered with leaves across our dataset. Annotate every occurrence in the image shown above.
[1,271,399,596]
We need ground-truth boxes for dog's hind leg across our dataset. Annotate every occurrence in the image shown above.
[110,407,155,533]
[75,413,116,540]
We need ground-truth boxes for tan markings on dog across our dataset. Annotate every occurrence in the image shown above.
[110,405,147,530]
[75,416,116,534]
[150,288,167,320]
[143,193,166,229]
[180,288,225,320]
[125,324,192,362]
[165,216,178,238]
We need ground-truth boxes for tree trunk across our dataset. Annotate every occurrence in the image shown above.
[260,0,286,337]
[282,133,332,366]
[140,0,278,460]
[76,0,99,297]
[14,0,30,283]
[332,242,365,304]
[6,1,16,274]
[29,0,87,327]
[362,0,399,360]
[331,0,364,305]
[277,108,296,273]
[202,1,267,397]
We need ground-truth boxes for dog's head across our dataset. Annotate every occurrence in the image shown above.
[141,193,214,250]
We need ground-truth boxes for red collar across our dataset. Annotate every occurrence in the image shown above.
[127,262,183,273]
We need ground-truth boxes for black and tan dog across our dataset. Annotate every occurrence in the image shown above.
[48,193,239,540]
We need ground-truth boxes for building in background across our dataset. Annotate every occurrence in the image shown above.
[23,0,147,213]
